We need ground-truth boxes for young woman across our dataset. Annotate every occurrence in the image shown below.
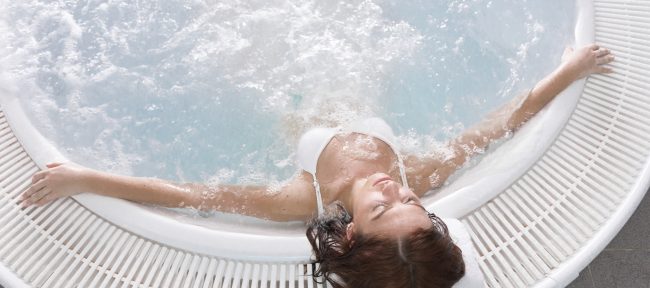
[20,44,613,288]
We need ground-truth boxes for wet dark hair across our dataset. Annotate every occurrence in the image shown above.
[306,202,465,288]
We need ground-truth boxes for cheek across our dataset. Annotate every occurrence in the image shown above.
[350,182,371,202]
[351,196,377,221]
[351,200,366,218]
[401,187,417,197]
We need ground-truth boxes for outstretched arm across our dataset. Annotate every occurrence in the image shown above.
[406,44,615,195]
[21,163,317,222]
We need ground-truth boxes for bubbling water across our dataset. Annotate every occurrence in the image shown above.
[0,0,575,189]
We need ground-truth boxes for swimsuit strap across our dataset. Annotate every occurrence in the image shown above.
[313,177,325,215]
[396,154,410,190]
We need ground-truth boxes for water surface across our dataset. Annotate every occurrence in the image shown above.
[0,0,575,185]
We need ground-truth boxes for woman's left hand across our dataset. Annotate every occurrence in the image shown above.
[561,44,615,80]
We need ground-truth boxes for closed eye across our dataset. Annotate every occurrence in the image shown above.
[403,197,416,203]
[371,202,389,219]
[371,198,424,221]
[403,197,427,212]
[372,202,387,212]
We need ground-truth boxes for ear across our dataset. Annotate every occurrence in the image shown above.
[346,222,356,246]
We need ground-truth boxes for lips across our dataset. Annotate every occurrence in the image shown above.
[373,175,392,186]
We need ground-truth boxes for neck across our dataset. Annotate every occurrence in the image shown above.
[335,177,362,215]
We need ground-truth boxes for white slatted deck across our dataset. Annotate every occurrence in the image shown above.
[1,0,649,287]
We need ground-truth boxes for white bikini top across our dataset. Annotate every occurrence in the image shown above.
[296,117,409,214]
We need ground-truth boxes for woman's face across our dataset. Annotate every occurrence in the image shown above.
[349,172,433,237]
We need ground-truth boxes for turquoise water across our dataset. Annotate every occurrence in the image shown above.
[0,0,575,184]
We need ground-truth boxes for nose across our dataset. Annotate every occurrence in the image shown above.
[379,180,401,200]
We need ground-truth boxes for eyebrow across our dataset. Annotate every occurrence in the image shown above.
[371,206,390,221]
[371,203,427,221]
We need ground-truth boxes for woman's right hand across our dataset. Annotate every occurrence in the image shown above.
[21,162,92,207]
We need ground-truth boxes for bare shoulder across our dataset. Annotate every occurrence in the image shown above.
[275,170,318,220]
[285,170,316,195]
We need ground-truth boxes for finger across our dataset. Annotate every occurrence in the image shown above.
[590,44,600,51]
[21,199,35,208]
[46,162,63,168]
[35,192,55,207]
[596,55,615,65]
[596,66,614,74]
[22,178,48,199]
[28,188,52,205]
[31,170,47,184]
[594,48,610,57]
